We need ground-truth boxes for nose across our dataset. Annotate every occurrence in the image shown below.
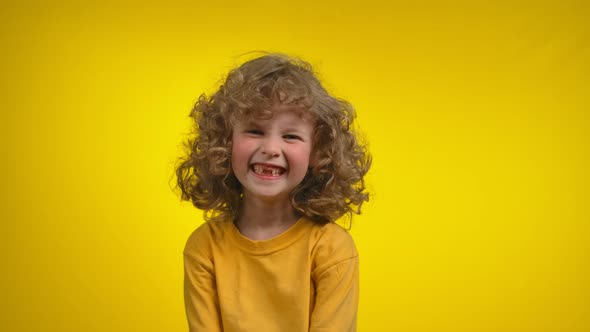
[260,136,280,158]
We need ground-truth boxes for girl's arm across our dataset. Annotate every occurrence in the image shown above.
[310,230,359,332]
[183,238,223,331]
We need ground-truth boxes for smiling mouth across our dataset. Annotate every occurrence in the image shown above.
[252,164,286,176]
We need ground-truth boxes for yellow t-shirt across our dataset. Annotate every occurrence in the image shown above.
[183,217,359,332]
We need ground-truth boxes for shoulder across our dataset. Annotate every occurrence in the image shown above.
[310,222,358,256]
[310,222,358,277]
[184,220,231,259]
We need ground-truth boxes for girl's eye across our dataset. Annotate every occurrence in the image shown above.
[283,134,302,141]
[246,129,263,135]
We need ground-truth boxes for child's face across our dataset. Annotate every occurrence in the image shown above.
[231,104,315,203]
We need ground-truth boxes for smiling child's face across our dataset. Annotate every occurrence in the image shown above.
[231,103,315,203]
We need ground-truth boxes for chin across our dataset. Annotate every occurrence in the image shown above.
[245,190,291,202]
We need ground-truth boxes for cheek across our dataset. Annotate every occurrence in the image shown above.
[290,145,313,167]
[231,139,252,167]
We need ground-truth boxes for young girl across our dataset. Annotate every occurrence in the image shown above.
[176,53,371,332]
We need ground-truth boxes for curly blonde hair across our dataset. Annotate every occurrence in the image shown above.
[176,53,371,225]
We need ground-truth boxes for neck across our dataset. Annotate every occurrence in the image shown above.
[234,194,300,241]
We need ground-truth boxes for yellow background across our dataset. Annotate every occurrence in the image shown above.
[1,1,588,331]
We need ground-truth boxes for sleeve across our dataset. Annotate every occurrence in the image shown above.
[183,230,223,332]
[309,246,359,331]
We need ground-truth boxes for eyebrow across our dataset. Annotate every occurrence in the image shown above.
[282,126,310,133]
[237,120,262,128]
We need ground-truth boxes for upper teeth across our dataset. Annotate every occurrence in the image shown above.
[253,164,282,176]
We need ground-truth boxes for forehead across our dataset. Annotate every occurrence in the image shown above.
[235,103,315,127]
